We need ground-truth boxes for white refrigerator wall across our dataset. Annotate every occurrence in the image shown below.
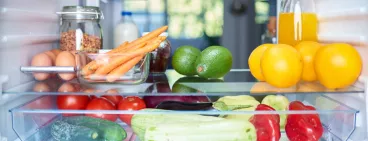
[0,0,58,139]
[316,0,368,139]
[0,0,117,140]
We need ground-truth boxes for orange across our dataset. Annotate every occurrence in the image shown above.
[248,44,274,81]
[295,41,322,82]
[261,44,303,88]
[314,43,362,89]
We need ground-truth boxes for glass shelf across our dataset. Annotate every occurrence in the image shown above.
[5,69,364,96]
[10,93,359,141]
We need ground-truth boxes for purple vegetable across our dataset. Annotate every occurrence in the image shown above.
[143,96,210,108]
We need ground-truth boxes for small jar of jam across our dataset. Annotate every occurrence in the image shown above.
[143,32,171,73]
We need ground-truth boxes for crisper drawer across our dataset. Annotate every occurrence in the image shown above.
[10,93,358,141]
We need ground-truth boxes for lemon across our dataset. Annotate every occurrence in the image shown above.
[295,41,322,82]
[261,44,303,88]
[248,44,274,81]
[314,43,362,89]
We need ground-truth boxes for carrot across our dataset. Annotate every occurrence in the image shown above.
[106,55,145,82]
[81,42,129,76]
[94,42,147,75]
[127,37,159,51]
[108,26,168,54]
[94,39,162,75]
[81,26,168,75]
[112,38,152,54]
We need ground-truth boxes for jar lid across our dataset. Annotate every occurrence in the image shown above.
[57,6,103,20]
[143,32,168,37]
[121,11,132,16]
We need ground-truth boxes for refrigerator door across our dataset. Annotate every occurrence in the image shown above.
[306,0,368,140]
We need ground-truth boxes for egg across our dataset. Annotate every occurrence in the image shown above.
[50,49,62,56]
[55,51,76,81]
[58,82,76,92]
[83,88,97,93]
[31,53,52,81]
[105,89,119,94]
[33,82,51,92]
[44,51,56,65]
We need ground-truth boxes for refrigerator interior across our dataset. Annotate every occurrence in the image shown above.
[0,0,368,141]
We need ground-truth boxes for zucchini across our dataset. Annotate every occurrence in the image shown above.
[131,109,224,141]
[144,119,257,141]
[213,95,260,111]
[62,116,126,141]
[51,120,99,141]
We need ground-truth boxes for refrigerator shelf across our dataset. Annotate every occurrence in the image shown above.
[9,94,358,141]
[5,69,364,96]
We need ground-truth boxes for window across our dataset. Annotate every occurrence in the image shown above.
[124,0,223,39]
[255,0,270,24]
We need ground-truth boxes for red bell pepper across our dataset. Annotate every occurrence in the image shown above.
[286,101,323,141]
[249,104,281,141]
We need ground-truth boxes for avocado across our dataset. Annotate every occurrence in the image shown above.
[172,76,224,93]
[172,46,201,76]
[195,46,233,79]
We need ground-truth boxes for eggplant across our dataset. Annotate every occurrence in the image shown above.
[155,101,213,110]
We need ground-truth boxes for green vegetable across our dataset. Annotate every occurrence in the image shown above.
[172,76,223,93]
[144,119,257,141]
[131,109,224,141]
[51,120,99,141]
[195,46,233,79]
[225,106,257,121]
[261,95,289,130]
[62,116,126,141]
[213,95,260,111]
[172,45,201,76]
[212,101,253,111]
[212,95,260,119]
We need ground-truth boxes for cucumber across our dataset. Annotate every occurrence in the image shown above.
[62,116,127,141]
[51,120,99,141]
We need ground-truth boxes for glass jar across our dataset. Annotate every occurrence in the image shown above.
[261,30,277,44]
[278,0,318,46]
[143,32,171,73]
[58,6,103,53]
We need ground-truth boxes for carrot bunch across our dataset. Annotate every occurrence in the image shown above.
[81,25,168,82]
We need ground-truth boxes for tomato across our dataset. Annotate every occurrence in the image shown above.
[102,89,123,106]
[27,96,55,126]
[118,96,146,125]
[86,97,117,122]
[57,95,90,116]
[83,88,100,99]
[102,95,123,106]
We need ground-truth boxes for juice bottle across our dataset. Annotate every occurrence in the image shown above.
[278,0,318,46]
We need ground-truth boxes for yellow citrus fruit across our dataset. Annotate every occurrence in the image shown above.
[261,44,303,88]
[295,41,322,82]
[314,43,362,89]
[250,82,296,93]
[248,44,274,81]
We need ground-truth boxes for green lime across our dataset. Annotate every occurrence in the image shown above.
[172,45,201,76]
[195,46,233,79]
